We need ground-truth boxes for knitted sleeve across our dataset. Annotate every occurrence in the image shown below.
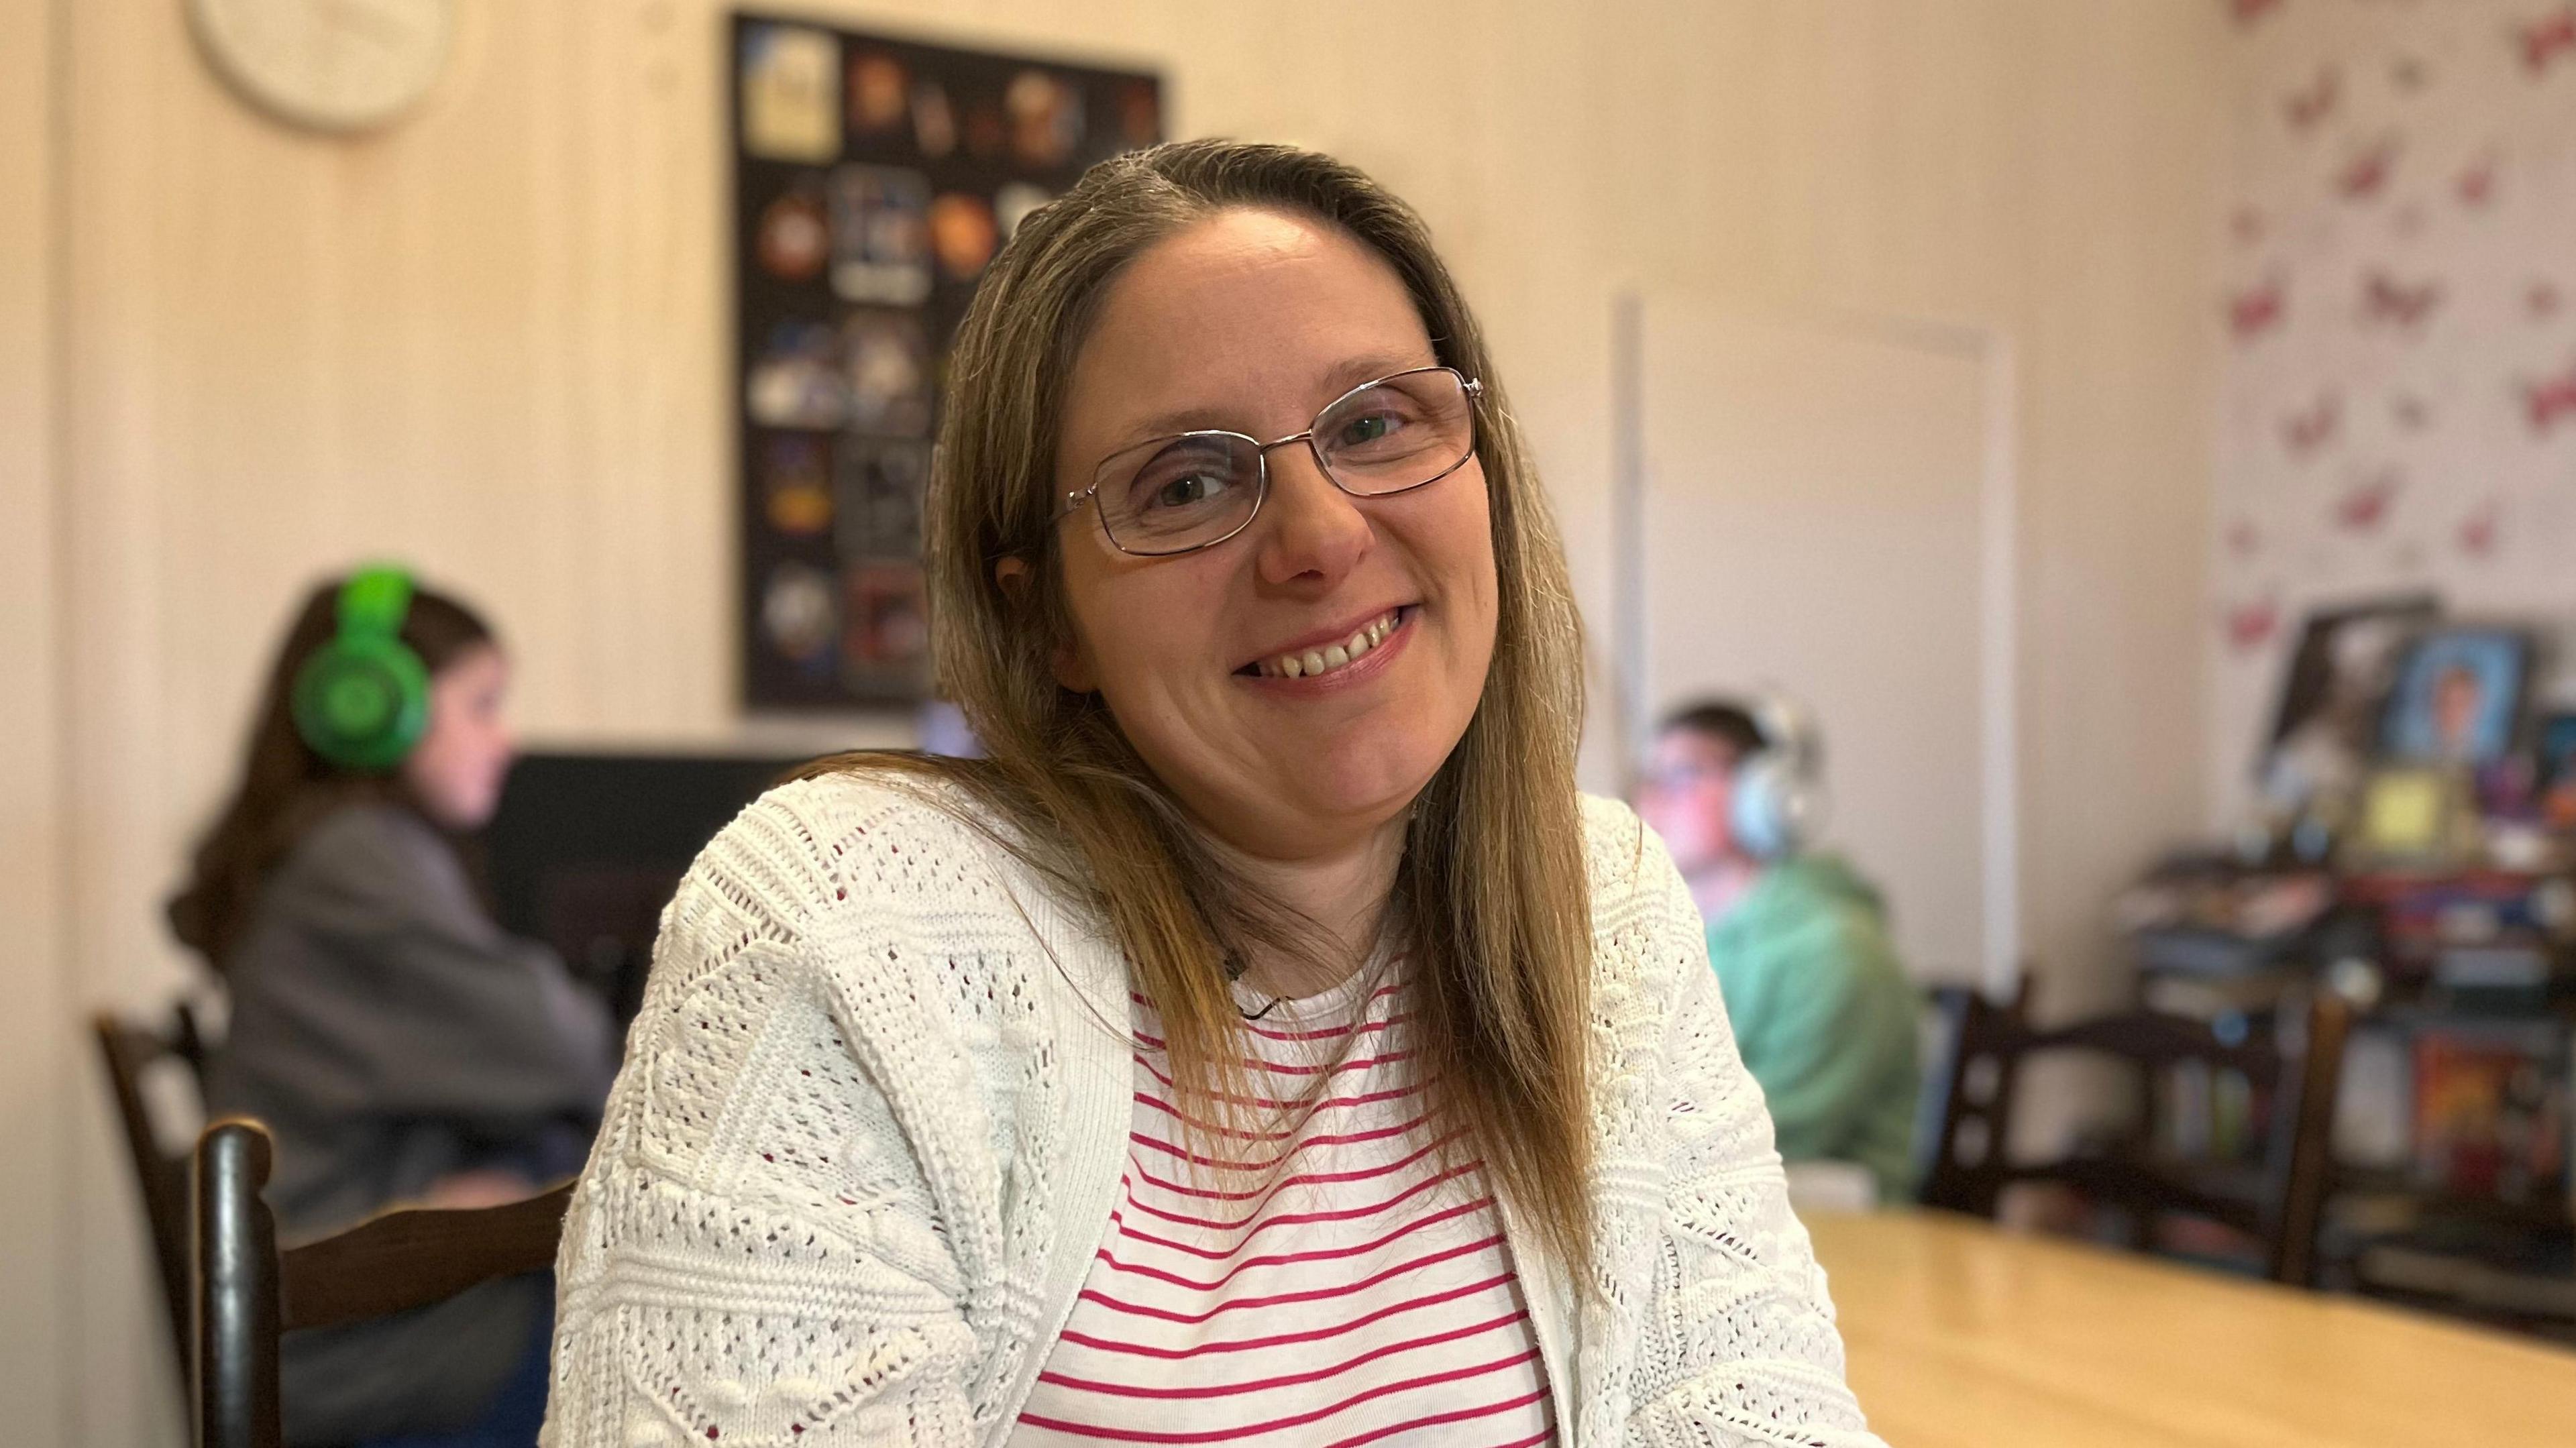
[541,783,994,1447]
[1609,812,1885,1447]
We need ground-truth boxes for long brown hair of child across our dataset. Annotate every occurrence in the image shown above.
[168,575,498,971]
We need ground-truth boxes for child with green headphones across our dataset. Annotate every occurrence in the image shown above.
[170,566,615,1447]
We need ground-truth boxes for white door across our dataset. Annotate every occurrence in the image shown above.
[1621,301,2015,990]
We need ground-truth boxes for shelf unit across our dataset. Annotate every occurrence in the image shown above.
[2123,862,2575,1342]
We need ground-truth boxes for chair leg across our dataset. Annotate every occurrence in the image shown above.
[2268,993,2353,1288]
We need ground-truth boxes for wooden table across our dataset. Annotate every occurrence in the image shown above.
[1805,1210,2576,1447]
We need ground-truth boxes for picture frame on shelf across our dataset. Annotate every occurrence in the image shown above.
[2259,594,2440,812]
[2379,625,2534,770]
[2355,765,2475,867]
[2536,712,2576,831]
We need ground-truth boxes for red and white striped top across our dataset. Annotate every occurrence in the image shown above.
[1014,966,1556,1447]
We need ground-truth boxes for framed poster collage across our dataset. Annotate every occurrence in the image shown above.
[732,13,1162,706]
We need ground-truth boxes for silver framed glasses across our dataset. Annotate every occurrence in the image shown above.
[1059,366,1483,557]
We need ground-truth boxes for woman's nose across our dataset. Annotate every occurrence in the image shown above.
[1251,445,1372,589]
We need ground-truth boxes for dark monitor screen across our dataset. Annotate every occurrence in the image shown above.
[483,751,809,1025]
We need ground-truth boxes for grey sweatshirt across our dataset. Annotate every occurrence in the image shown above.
[206,801,617,1443]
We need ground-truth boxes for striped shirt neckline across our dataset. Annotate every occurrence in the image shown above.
[1014,964,1555,1447]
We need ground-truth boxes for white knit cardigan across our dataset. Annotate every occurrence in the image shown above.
[542,774,1883,1447]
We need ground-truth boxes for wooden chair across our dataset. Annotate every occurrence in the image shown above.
[192,1117,574,1448]
[92,1005,211,1368]
[1917,983,2353,1286]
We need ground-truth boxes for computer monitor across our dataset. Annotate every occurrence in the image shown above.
[483,751,809,1025]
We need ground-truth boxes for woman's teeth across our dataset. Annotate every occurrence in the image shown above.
[1261,610,1401,680]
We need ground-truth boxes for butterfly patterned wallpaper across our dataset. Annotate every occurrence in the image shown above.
[2212,0,2576,816]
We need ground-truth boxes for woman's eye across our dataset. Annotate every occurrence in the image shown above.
[1336,410,1408,447]
[1152,473,1222,508]
[1129,455,1236,512]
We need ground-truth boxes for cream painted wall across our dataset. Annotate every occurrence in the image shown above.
[12,1,2224,1439]
[1,0,71,1441]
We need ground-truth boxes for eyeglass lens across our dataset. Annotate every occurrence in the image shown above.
[1094,368,1475,555]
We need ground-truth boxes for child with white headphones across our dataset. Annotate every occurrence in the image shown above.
[1635,694,1922,1201]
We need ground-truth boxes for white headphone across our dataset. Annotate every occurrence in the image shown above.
[1729,693,1827,860]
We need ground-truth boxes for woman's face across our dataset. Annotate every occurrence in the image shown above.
[1049,209,1499,862]
[402,643,517,830]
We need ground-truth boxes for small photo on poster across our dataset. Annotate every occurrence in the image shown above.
[995,182,1051,241]
[842,311,932,437]
[1005,69,1085,167]
[929,193,998,280]
[843,561,930,677]
[746,319,845,429]
[761,561,840,669]
[963,98,1007,160]
[761,433,833,535]
[740,25,842,162]
[755,183,830,283]
[848,49,910,135]
[829,164,933,306]
[911,80,957,158]
[837,437,929,558]
[845,48,917,137]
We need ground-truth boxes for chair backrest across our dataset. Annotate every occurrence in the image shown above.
[1917,983,2353,1286]
[1914,980,2031,1215]
[191,1117,574,1448]
[92,1005,211,1370]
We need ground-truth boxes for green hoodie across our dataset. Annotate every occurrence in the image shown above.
[1703,853,1921,1201]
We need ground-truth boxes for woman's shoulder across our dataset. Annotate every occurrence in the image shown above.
[718,763,1005,865]
[675,763,1026,936]
[1574,791,1700,991]
[1575,791,1680,899]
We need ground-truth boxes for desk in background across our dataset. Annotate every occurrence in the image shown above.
[1809,1210,2576,1447]
[484,750,807,1024]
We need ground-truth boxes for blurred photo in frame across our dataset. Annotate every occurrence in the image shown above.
[2379,626,2533,769]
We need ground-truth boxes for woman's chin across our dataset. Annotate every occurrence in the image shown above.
[1287,748,1446,832]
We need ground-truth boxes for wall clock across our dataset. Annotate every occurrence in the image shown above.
[189,0,455,134]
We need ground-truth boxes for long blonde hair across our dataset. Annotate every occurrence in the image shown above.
[810,140,1595,1271]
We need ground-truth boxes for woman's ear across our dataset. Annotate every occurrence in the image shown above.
[994,555,1032,597]
[995,555,1097,693]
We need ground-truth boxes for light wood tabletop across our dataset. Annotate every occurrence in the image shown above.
[1805,1209,2576,1447]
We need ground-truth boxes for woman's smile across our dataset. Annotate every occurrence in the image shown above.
[1238,604,1414,685]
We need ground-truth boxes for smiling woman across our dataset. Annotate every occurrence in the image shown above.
[543,141,1882,1447]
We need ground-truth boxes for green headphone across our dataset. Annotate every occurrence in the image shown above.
[292,565,429,771]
